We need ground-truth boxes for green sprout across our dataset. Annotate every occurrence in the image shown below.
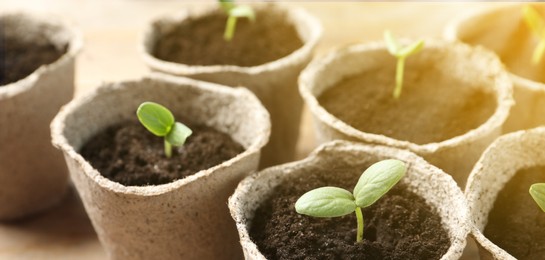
[530,183,545,212]
[384,30,425,99]
[523,5,545,64]
[219,0,255,41]
[295,159,406,243]
[136,102,192,158]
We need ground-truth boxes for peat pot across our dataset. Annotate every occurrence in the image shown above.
[0,12,82,220]
[51,74,270,259]
[299,39,513,187]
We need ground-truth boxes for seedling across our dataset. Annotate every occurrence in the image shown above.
[219,0,255,41]
[384,30,425,99]
[530,183,545,212]
[523,5,545,64]
[295,159,406,243]
[136,102,192,158]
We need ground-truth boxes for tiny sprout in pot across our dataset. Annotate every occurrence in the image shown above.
[219,0,255,41]
[137,101,192,158]
[295,159,406,242]
[522,5,545,65]
[530,183,545,212]
[384,30,424,99]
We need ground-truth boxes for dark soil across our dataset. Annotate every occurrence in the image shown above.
[318,68,497,144]
[484,165,545,259]
[80,121,244,186]
[250,167,450,260]
[152,10,303,67]
[0,29,67,86]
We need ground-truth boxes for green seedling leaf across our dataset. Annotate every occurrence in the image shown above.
[353,159,406,208]
[383,30,425,99]
[523,5,545,64]
[384,30,400,56]
[398,40,425,57]
[295,187,356,218]
[294,159,406,243]
[136,102,192,158]
[219,0,235,12]
[166,122,192,146]
[230,5,255,21]
[530,183,545,212]
[220,0,255,41]
[137,102,174,137]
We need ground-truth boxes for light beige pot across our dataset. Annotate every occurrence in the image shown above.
[140,3,322,168]
[0,12,82,220]
[229,140,470,259]
[299,40,513,187]
[465,127,545,260]
[445,3,545,133]
[51,74,270,260]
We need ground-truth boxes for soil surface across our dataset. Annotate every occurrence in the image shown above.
[0,30,67,86]
[80,121,244,186]
[152,10,303,67]
[250,167,450,260]
[484,165,545,259]
[318,68,497,144]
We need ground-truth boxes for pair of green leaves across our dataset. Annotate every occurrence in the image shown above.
[523,5,545,65]
[530,183,545,212]
[384,30,425,99]
[136,102,192,158]
[295,159,407,242]
[219,0,255,41]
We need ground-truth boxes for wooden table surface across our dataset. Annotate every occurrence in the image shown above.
[0,1,499,259]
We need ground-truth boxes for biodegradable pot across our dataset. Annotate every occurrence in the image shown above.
[140,3,322,168]
[445,3,545,133]
[229,140,470,259]
[0,12,82,220]
[465,127,545,259]
[299,40,513,187]
[51,74,271,260]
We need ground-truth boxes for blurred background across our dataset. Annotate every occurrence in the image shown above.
[0,1,497,259]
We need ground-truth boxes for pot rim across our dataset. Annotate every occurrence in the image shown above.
[0,11,83,99]
[298,39,514,154]
[50,73,271,196]
[138,3,322,76]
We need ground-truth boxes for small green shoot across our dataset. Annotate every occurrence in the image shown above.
[295,159,407,243]
[523,5,545,64]
[384,30,425,99]
[136,102,192,158]
[530,183,545,212]
[219,0,255,41]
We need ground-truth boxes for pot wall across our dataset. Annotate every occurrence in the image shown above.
[0,12,82,220]
[51,74,270,260]
[140,3,322,168]
[299,40,513,187]
[229,140,470,260]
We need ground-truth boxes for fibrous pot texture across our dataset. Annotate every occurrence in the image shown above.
[465,127,545,260]
[299,39,513,187]
[229,140,470,260]
[444,3,545,133]
[0,12,82,220]
[140,3,322,168]
[51,74,270,260]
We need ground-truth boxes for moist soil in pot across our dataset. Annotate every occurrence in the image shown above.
[318,69,497,144]
[152,11,303,67]
[250,167,450,260]
[483,165,545,259]
[80,121,244,186]
[0,30,67,86]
